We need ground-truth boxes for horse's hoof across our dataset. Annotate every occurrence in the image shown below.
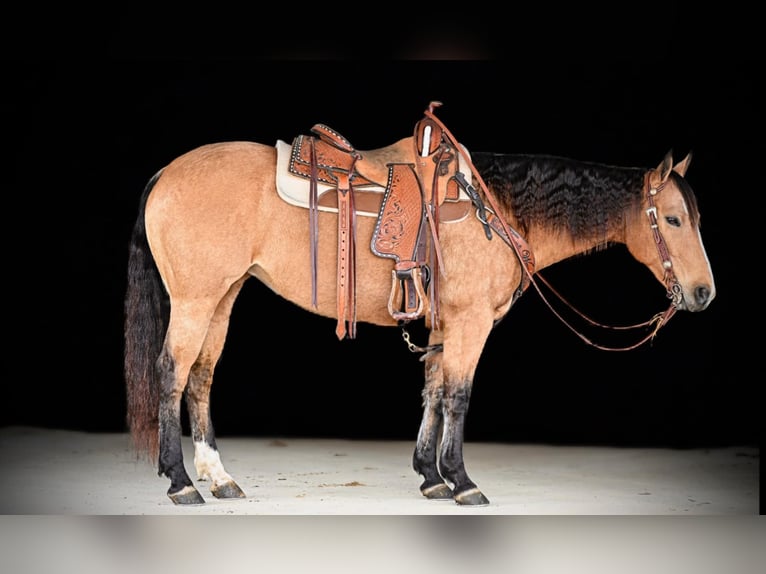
[421,483,454,500]
[454,487,490,506]
[168,485,206,505]
[211,481,246,499]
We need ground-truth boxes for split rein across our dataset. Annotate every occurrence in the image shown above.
[515,176,683,352]
[404,102,682,355]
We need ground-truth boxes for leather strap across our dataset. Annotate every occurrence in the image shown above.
[424,146,453,328]
[412,117,450,327]
[453,170,535,296]
[486,212,535,295]
[644,175,683,307]
[309,137,319,308]
[334,163,358,339]
[423,101,537,287]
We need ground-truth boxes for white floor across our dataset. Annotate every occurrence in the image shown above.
[1,427,762,574]
[0,426,758,515]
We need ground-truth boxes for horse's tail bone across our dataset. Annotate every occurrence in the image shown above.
[123,169,167,464]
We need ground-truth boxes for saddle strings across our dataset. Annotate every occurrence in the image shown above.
[309,137,319,308]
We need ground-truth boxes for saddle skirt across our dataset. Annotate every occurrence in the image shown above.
[275,139,472,222]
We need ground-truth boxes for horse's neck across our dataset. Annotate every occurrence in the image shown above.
[524,224,624,271]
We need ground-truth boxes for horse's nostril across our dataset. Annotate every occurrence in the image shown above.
[696,286,710,306]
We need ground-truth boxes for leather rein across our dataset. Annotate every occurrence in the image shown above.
[416,102,683,354]
[522,176,682,352]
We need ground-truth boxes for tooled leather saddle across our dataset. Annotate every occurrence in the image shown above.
[277,103,474,340]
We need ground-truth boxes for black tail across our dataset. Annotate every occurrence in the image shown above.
[124,170,168,463]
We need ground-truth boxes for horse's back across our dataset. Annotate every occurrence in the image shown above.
[151,141,277,211]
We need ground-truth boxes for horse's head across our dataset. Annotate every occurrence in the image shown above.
[625,150,716,312]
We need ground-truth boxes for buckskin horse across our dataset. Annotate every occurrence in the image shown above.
[124,102,715,506]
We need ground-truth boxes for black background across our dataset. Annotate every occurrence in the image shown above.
[5,50,761,450]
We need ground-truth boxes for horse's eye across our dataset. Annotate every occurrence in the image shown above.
[665,216,681,227]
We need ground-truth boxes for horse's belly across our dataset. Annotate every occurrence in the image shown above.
[249,210,400,327]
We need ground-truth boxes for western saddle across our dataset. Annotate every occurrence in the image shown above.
[280,102,535,341]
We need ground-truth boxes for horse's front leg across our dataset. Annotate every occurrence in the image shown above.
[439,378,489,506]
[412,330,453,500]
[437,319,493,506]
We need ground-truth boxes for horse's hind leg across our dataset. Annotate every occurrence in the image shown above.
[412,330,453,500]
[157,308,206,504]
[158,297,228,505]
[185,277,248,500]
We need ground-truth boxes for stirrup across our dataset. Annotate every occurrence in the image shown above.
[388,266,428,321]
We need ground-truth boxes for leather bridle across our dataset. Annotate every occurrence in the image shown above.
[521,175,684,351]
[645,176,684,309]
[426,102,684,352]
[399,102,685,355]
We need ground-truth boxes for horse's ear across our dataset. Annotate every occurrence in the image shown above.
[650,149,674,188]
[673,151,693,178]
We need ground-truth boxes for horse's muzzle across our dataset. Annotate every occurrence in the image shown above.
[679,284,715,312]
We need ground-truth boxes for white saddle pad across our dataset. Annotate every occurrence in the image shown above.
[274,139,472,218]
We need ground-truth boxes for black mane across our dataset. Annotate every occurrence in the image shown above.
[471,152,647,243]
